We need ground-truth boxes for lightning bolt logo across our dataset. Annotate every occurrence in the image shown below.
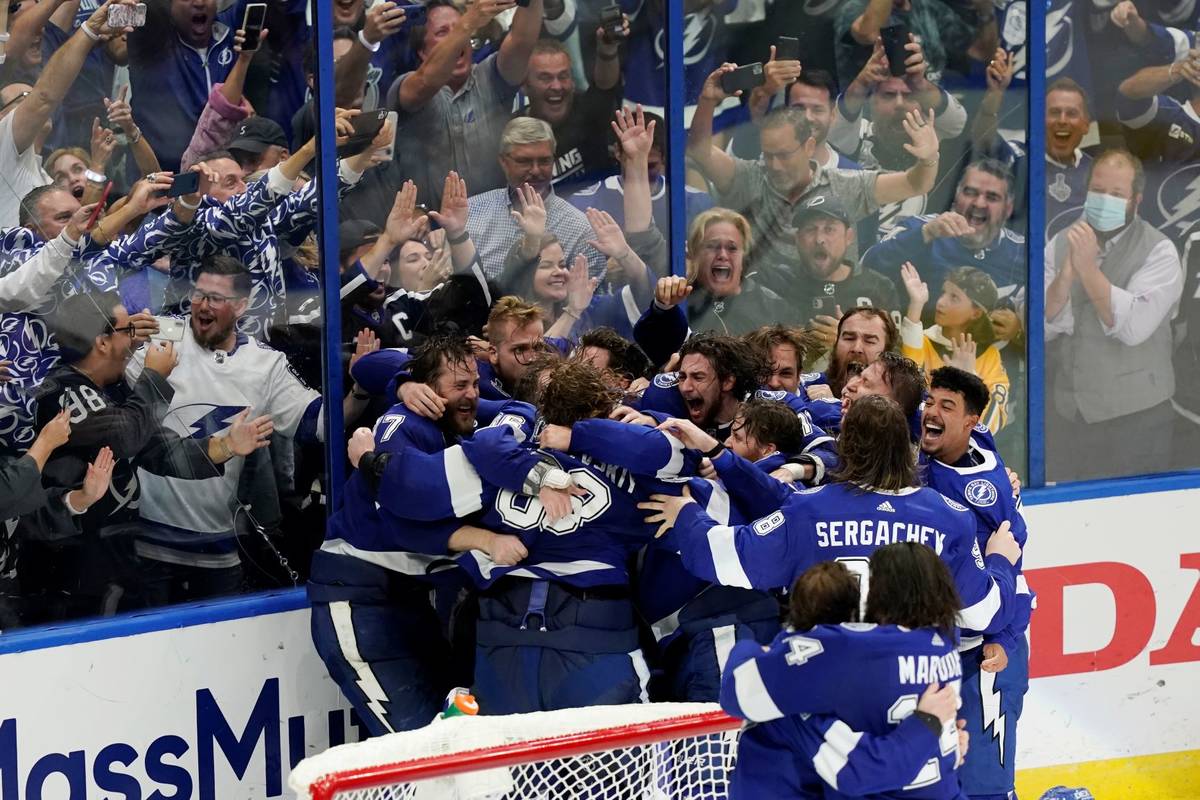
[1045,4,1074,79]
[980,666,1007,767]
[1158,166,1200,237]
[174,404,247,439]
[329,602,395,733]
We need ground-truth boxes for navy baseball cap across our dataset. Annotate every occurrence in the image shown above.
[228,116,289,154]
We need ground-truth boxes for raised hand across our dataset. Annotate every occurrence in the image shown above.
[585,207,629,258]
[761,44,802,95]
[611,105,657,161]
[144,340,178,378]
[224,407,275,456]
[79,446,116,506]
[510,183,547,239]
[985,48,1013,93]
[361,0,405,47]
[90,118,117,170]
[385,181,428,244]
[1110,0,1140,28]
[128,173,176,215]
[0,360,11,385]
[854,40,890,91]
[37,410,73,451]
[85,0,138,42]
[429,171,470,237]
[701,63,740,102]
[899,262,929,310]
[350,328,380,371]
[654,275,692,309]
[901,107,938,162]
[902,35,929,84]
[127,308,161,344]
[1065,220,1100,273]
[565,254,599,317]
[946,333,977,373]
[233,25,269,56]
[103,85,136,135]
[398,381,446,419]
[66,203,100,239]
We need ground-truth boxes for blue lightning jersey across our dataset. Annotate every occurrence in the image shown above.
[860,215,1027,303]
[722,623,965,800]
[920,425,1034,654]
[1045,150,1092,241]
[1117,91,1200,243]
[664,480,1017,639]
[1046,0,1093,97]
[320,400,539,581]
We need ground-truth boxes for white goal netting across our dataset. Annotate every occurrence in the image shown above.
[289,703,743,800]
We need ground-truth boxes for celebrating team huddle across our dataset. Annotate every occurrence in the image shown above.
[313,309,1032,800]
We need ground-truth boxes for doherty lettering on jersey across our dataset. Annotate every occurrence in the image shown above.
[898,651,964,686]
[816,519,946,553]
[0,678,361,800]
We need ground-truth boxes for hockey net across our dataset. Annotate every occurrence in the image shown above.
[290,703,743,800]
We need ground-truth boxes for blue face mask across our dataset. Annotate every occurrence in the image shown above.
[1084,191,1128,232]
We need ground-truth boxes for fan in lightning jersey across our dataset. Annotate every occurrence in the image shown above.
[646,395,1020,641]
[920,368,1033,800]
[722,547,968,800]
[860,160,1026,305]
[123,259,323,596]
[21,293,244,623]
[1117,52,1200,244]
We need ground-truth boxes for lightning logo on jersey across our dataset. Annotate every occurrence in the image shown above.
[172,404,248,439]
[980,666,1007,766]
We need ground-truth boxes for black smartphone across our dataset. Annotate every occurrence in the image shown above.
[168,171,201,198]
[337,109,389,157]
[600,3,623,35]
[396,3,427,26]
[719,62,765,95]
[776,35,800,62]
[240,3,267,52]
[880,24,909,77]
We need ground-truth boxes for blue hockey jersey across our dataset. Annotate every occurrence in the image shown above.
[920,425,1034,654]
[664,480,1017,637]
[1117,91,1200,243]
[722,623,965,799]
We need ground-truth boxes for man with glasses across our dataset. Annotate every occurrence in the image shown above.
[0,0,133,225]
[23,289,268,623]
[123,256,329,604]
[688,70,940,287]
[465,117,608,280]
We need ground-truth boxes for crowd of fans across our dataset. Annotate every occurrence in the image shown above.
[0,4,1187,786]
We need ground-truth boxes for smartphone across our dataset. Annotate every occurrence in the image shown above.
[240,3,267,52]
[151,316,186,343]
[379,111,399,162]
[168,171,201,198]
[108,3,147,28]
[336,109,388,157]
[396,2,427,27]
[880,24,910,77]
[85,182,113,230]
[719,62,765,95]
[776,35,800,62]
[600,3,623,36]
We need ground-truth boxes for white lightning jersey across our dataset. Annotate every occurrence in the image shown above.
[126,323,319,565]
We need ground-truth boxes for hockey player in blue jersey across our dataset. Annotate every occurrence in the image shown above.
[920,367,1033,800]
[641,395,1023,638]
[308,336,574,735]
[722,546,972,800]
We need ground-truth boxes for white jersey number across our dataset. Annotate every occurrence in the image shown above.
[495,468,612,535]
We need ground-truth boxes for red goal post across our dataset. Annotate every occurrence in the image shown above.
[290,703,743,800]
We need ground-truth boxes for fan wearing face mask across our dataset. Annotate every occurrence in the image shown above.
[1043,148,1184,482]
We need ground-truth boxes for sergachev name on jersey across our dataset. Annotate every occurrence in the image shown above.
[897,651,963,685]
[816,520,946,553]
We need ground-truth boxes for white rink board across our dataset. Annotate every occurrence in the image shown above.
[0,608,355,800]
[1017,488,1200,768]
[0,489,1197,798]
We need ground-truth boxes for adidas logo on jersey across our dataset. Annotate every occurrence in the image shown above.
[876,501,896,513]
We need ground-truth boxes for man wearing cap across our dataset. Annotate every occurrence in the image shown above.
[783,193,899,353]
[687,69,940,285]
[862,158,1026,305]
[228,117,291,175]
